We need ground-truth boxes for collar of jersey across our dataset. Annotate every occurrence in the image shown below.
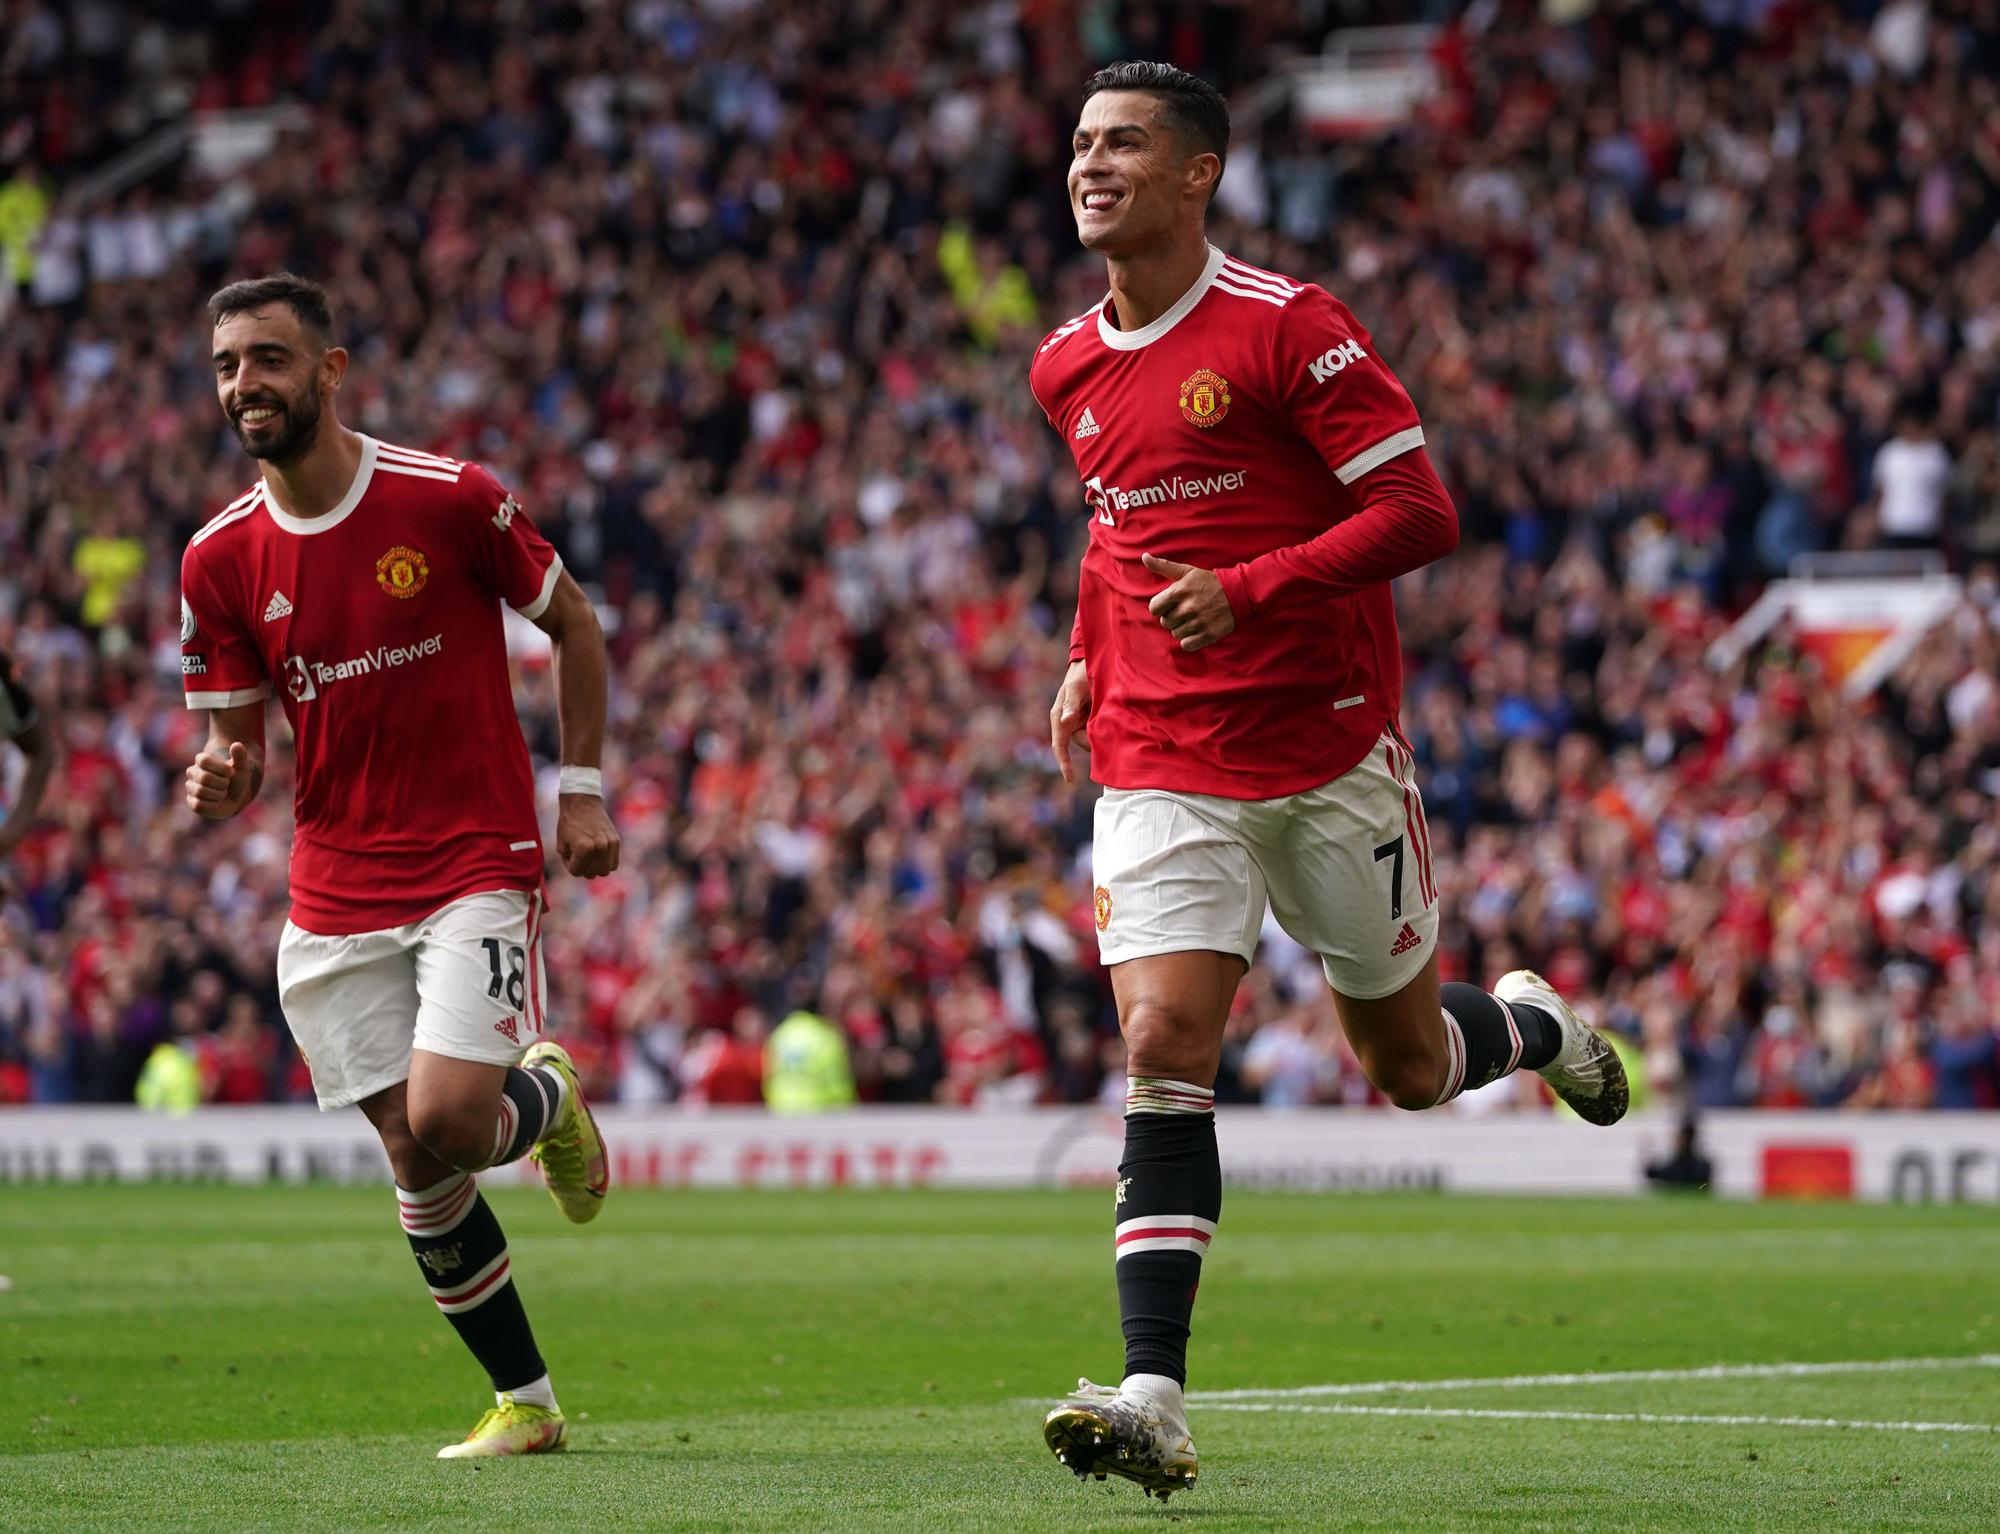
[1095,244,1226,352]
[262,434,378,536]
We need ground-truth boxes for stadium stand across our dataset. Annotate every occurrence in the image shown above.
[0,0,1996,1112]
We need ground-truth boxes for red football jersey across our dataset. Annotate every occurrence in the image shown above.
[180,435,561,935]
[1031,245,1427,799]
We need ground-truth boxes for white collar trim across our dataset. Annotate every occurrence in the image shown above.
[1096,244,1227,352]
[263,434,378,536]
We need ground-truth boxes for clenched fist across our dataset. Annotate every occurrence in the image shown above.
[185,741,259,820]
[557,794,621,878]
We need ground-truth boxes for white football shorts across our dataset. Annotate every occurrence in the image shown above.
[276,888,550,1110]
[1090,728,1440,1000]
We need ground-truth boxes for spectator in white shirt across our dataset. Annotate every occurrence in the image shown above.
[1872,411,1952,548]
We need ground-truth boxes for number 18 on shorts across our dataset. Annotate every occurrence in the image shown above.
[275,888,551,1110]
[1090,728,1438,1001]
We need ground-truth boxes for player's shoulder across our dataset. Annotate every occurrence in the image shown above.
[1203,253,1385,386]
[372,437,472,495]
[372,438,516,516]
[184,482,268,565]
[1208,250,1314,318]
[1035,301,1102,361]
[1030,301,1110,422]
[1206,252,1364,340]
[1031,302,1105,385]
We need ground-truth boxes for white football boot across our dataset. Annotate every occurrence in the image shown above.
[1497,968,1631,1125]
[1042,1377,1198,1502]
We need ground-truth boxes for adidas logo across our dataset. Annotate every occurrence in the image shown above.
[263,590,293,623]
[1389,921,1422,957]
[1074,406,1101,440]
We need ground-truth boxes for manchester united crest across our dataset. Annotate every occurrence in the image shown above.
[375,544,430,599]
[1178,368,1231,428]
[1094,885,1114,932]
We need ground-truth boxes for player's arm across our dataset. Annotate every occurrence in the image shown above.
[460,464,621,879]
[0,661,55,855]
[1035,342,1096,781]
[529,568,620,879]
[179,552,272,821]
[0,717,57,853]
[1050,606,1090,783]
[1050,657,1090,784]
[1205,448,1458,627]
[184,701,266,820]
[1147,290,1457,648]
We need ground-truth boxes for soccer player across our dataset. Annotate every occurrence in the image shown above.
[0,649,54,858]
[1033,63,1630,1499]
[181,273,620,1458]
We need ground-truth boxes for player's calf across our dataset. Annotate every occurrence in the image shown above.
[360,1082,562,1435]
[396,1170,560,1426]
[1340,967,1569,1109]
[405,1056,571,1172]
[1353,1030,1455,1111]
[1114,1076,1220,1388]
[407,1044,608,1221]
[1427,981,1564,1105]
[1368,975,1625,1124]
[489,1058,571,1166]
[1046,1070,1216,1499]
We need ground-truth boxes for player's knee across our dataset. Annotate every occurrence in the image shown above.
[1366,1047,1446,1112]
[406,1100,491,1171]
[1122,1000,1216,1085]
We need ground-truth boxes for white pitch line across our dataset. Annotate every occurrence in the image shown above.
[1202,1403,2000,1435]
[1192,1353,2000,1402]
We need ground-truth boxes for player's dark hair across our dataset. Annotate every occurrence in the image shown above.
[1083,60,1229,188]
[207,272,334,346]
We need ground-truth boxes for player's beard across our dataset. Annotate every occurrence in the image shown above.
[233,377,324,464]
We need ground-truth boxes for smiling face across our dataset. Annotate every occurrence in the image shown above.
[211,305,342,464]
[1068,89,1217,257]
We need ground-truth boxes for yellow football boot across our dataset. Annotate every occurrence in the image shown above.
[522,1041,610,1223]
[437,1395,567,1459]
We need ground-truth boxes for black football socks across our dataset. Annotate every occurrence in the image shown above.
[1433,982,1561,1104]
[1115,1078,1221,1388]
[396,1173,550,1398]
[488,1062,568,1166]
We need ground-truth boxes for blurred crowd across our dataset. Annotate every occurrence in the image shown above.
[1,0,1997,1113]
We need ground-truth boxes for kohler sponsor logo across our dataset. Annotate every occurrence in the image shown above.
[1307,338,1366,384]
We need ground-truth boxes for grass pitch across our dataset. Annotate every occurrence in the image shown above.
[3,1183,1998,1533]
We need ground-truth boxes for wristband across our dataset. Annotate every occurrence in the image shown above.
[557,765,603,798]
